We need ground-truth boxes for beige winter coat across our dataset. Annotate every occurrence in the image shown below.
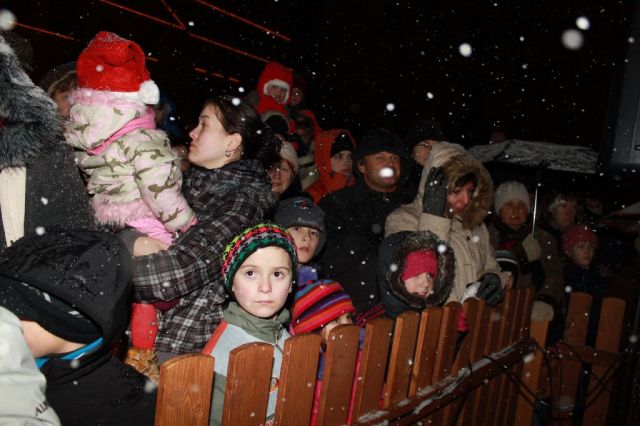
[386,142,506,303]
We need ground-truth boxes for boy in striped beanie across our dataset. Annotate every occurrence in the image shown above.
[203,222,297,426]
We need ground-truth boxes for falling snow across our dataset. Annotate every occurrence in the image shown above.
[458,43,472,57]
[561,29,584,50]
[0,9,16,30]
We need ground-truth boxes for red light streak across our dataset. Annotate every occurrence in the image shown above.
[98,0,186,30]
[194,0,290,42]
[188,33,269,64]
[13,23,75,41]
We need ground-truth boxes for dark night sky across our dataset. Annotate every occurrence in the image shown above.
[2,0,635,150]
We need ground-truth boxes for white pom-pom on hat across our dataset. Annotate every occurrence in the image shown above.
[138,80,159,105]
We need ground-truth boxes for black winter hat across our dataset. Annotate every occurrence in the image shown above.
[404,120,445,148]
[0,230,132,344]
[354,128,405,163]
[330,132,354,157]
[274,196,326,255]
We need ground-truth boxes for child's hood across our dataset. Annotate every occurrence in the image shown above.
[258,62,293,102]
[0,230,132,354]
[313,129,356,187]
[386,230,456,310]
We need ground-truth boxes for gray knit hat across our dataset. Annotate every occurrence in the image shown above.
[494,181,530,214]
[274,196,326,255]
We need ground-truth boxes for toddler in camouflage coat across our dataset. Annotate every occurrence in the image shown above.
[64,32,196,381]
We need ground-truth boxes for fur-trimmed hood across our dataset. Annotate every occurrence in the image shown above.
[384,231,455,311]
[0,35,61,168]
[386,142,494,234]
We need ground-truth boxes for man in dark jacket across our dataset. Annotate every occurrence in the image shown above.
[319,128,413,313]
[0,33,94,250]
[0,230,156,426]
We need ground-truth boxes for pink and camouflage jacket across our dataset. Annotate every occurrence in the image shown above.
[65,89,194,233]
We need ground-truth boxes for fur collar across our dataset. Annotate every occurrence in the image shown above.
[387,231,456,309]
[0,36,61,168]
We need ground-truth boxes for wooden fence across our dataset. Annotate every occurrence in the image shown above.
[154,287,625,426]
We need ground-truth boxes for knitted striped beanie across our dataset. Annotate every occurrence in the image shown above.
[222,223,297,290]
[290,280,356,335]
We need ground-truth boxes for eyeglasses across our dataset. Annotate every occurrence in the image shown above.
[414,142,432,150]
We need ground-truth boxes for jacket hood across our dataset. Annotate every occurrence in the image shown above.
[0,230,131,381]
[381,231,455,311]
[313,129,355,186]
[388,142,493,232]
[0,35,61,168]
[256,62,292,115]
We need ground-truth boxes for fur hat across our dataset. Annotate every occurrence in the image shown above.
[274,197,326,254]
[494,181,530,214]
[76,31,159,105]
[563,224,598,255]
[2,31,34,72]
[354,128,405,163]
[278,140,299,175]
[404,119,444,147]
[387,231,455,309]
[290,280,355,334]
[0,35,61,168]
[221,223,297,290]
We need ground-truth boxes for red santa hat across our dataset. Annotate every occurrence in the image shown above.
[76,31,159,105]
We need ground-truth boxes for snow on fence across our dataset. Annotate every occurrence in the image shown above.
[153,287,625,426]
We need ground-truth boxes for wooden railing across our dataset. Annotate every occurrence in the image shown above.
[154,287,625,426]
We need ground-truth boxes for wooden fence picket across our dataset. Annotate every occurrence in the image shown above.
[383,311,420,407]
[352,317,393,420]
[408,306,443,396]
[273,333,322,425]
[582,297,626,426]
[316,324,360,426]
[220,343,273,426]
[155,353,215,426]
[552,292,592,425]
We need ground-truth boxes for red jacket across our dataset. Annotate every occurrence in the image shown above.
[306,129,356,204]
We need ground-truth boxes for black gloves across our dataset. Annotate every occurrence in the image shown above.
[476,274,504,306]
[422,167,448,216]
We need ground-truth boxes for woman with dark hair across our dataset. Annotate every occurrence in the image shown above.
[126,96,281,360]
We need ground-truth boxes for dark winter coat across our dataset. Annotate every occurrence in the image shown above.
[318,177,414,313]
[378,231,455,318]
[0,230,155,426]
[0,34,94,249]
[133,160,277,354]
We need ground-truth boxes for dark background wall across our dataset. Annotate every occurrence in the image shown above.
[2,0,633,149]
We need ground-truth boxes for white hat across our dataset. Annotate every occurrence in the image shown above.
[279,141,299,175]
[494,181,530,213]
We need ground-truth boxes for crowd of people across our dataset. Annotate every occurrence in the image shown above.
[0,29,638,425]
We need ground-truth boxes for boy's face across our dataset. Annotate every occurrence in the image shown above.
[330,150,353,176]
[20,320,83,357]
[287,226,320,264]
[232,247,293,319]
[266,84,288,104]
[404,272,435,299]
[320,313,354,344]
[567,240,595,270]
